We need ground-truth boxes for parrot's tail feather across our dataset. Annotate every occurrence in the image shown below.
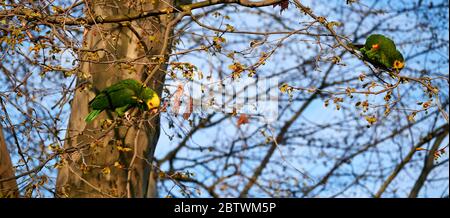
[348,43,364,50]
[85,110,102,122]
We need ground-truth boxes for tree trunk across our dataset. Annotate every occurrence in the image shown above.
[56,0,174,198]
[0,125,19,197]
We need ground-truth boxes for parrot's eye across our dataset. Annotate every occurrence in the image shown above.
[371,44,380,50]
[146,96,160,111]
[394,60,404,69]
[146,100,156,110]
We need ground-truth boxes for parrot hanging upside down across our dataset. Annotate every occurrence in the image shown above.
[85,79,161,123]
[351,34,405,73]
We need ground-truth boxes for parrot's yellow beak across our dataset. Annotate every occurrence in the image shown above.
[393,60,404,70]
[146,95,161,112]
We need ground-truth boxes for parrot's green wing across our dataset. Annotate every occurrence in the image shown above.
[362,34,396,52]
[85,79,144,122]
[92,88,137,109]
[360,34,402,70]
[114,79,143,92]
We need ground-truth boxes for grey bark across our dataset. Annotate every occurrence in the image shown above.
[0,125,19,197]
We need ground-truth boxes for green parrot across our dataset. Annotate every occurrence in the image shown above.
[352,34,405,72]
[85,79,161,122]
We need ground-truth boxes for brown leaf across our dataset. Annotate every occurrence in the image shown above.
[237,114,250,127]
[182,96,193,120]
[172,84,184,114]
[273,0,289,14]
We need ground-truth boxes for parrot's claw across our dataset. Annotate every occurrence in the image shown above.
[150,108,159,114]
[124,112,132,122]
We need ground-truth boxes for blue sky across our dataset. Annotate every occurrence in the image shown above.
[0,0,448,197]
